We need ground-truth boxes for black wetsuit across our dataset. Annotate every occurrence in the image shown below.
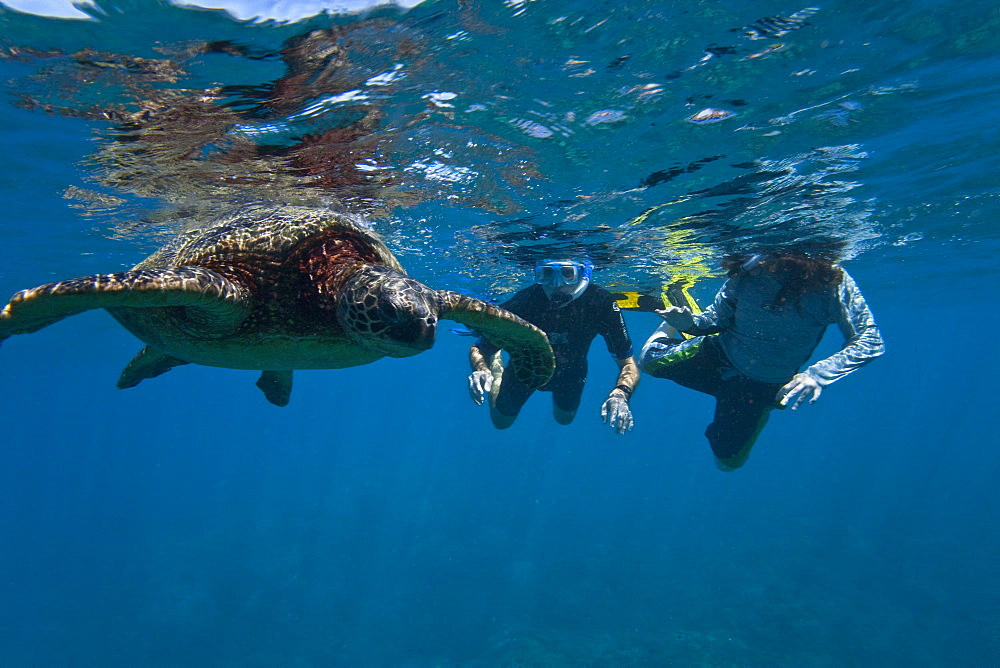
[474,283,633,417]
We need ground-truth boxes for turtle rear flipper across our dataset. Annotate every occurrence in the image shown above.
[256,370,293,407]
[437,291,555,389]
[118,346,190,389]
[0,267,251,343]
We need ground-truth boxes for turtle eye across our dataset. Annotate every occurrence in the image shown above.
[379,295,401,323]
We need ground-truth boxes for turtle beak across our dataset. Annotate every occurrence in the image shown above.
[380,289,437,356]
[387,311,436,354]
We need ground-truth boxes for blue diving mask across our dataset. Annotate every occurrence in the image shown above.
[535,259,593,305]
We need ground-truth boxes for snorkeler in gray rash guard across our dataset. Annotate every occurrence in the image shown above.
[639,252,884,471]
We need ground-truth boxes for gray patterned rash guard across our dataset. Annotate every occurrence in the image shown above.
[682,269,884,385]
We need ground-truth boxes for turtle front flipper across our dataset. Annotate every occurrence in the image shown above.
[256,370,293,407]
[0,267,251,343]
[118,346,191,389]
[437,291,555,389]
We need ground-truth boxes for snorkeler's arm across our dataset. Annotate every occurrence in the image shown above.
[683,278,737,335]
[611,356,639,395]
[602,356,639,434]
[468,341,497,405]
[469,340,493,373]
[600,295,639,394]
[468,287,531,372]
[597,295,638,434]
[467,290,520,373]
[803,271,885,387]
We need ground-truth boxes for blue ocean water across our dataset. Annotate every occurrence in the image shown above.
[0,0,998,665]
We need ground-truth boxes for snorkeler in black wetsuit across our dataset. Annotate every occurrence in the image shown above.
[467,260,639,434]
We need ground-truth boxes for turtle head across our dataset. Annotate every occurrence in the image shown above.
[335,265,440,358]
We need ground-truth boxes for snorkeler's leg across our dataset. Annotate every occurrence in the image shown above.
[705,380,783,470]
[640,334,722,395]
[551,373,585,425]
[639,321,677,359]
[489,365,534,429]
[552,405,577,425]
[489,406,518,429]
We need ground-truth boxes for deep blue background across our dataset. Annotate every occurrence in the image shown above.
[1,204,996,665]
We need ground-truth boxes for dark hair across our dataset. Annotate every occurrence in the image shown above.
[722,252,843,310]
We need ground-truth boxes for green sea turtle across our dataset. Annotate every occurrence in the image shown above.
[0,203,554,406]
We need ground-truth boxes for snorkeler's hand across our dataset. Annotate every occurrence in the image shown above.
[777,373,822,410]
[655,306,695,333]
[601,392,633,434]
[468,369,493,405]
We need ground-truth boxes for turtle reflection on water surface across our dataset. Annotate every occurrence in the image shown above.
[0,203,554,406]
